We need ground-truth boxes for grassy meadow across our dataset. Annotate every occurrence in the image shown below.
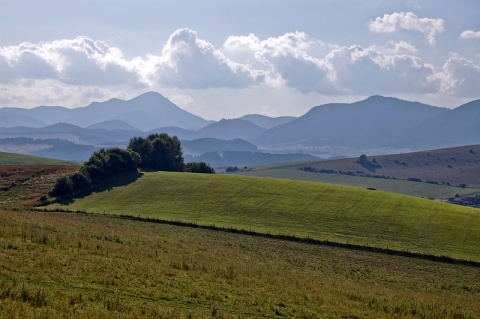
[1,209,479,318]
[46,171,480,262]
[1,153,480,318]
[236,168,480,199]
[0,151,72,165]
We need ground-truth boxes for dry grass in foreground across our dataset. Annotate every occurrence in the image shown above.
[0,209,479,318]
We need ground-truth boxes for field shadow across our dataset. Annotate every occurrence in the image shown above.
[56,171,143,205]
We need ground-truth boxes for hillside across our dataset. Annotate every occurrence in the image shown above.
[239,114,296,129]
[2,209,479,318]
[85,119,141,131]
[181,138,258,155]
[0,158,479,318]
[266,144,480,188]
[47,171,480,262]
[0,138,98,162]
[0,150,74,165]
[196,119,266,142]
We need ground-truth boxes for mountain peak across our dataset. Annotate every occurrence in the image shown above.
[129,91,168,103]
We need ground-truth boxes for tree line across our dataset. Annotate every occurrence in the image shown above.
[50,133,214,198]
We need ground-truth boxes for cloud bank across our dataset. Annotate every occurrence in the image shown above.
[0,26,478,107]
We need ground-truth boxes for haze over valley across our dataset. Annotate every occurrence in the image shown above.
[0,92,478,163]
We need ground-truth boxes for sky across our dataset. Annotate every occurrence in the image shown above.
[1,0,479,120]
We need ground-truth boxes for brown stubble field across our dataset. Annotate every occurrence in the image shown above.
[0,164,78,208]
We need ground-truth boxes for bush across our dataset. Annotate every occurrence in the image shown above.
[49,176,73,198]
[184,162,215,174]
[71,171,92,192]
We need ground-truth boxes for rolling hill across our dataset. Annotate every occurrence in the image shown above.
[239,114,296,129]
[85,119,141,131]
[257,144,480,188]
[196,119,266,142]
[181,138,258,155]
[0,150,74,165]
[47,171,480,262]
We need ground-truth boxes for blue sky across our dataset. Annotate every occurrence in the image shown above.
[1,0,479,120]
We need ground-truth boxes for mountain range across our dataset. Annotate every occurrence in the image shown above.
[0,92,210,131]
[0,92,479,162]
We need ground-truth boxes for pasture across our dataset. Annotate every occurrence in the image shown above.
[1,209,479,318]
[236,168,480,199]
[46,171,480,262]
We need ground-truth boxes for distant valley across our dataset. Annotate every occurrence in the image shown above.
[0,92,479,165]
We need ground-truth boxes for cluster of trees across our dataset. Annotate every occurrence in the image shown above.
[50,133,214,198]
[357,154,382,172]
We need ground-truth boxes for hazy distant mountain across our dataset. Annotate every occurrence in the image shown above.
[185,150,318,167]
[0,137,97,162]
[1,93,479,161]
[399,99,480,149]
[147,126,196,140]
[86,119,140,131]
[196,119,266,142]
[181,138,258,155]
[239,114,296,129]
[0,112,46,128]
[0,123,140,146]
[255,96,447,150]
[0,92,210,131]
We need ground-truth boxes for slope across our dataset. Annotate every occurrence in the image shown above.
[252,144,480,188]
[401,99,480,149]
[239,114,296,129]
[0,150,73,165]
[48,172,480,262]
[255,95,447,150]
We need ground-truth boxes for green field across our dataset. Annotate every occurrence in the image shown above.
[0,151,72,165]
[47,171,480,262]
[236,168,480,199]
[1,209,479,318]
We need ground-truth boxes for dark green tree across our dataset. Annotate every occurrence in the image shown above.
[184,162,215,174]
[49,147,140,198]
[127,133,184,171]
[49,176,73,197]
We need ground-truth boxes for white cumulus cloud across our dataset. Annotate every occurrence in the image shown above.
[460,30,480,39]
[440,57,480,96]
[0,28,478,108]
[151,28,264,89]
[369,12,445,45]
[0,31,265,90]
[224,32,335,93]
[325,44,439,95]
[0,36,142,86]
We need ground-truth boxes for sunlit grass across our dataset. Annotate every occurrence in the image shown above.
[0,209,479,318]
[0,151,73,165]
[236,168,480,198]
[48,171,480,261]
